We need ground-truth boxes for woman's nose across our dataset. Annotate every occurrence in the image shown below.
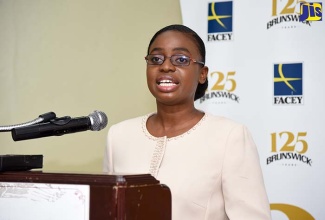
[159,58,176,72]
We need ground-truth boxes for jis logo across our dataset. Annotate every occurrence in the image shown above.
[300,2,322,21]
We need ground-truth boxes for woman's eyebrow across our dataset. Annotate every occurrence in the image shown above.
[149,47,191,54]
[172,47,190,54]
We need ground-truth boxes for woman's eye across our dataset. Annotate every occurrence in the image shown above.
[151,56,163,63]
[175,57,189,64]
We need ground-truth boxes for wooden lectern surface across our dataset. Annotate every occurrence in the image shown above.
[0,171,171,220]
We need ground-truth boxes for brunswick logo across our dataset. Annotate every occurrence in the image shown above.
[299,2,322,21]
[267,0,314,29]
[273,63,303,105]
[199,71,239,104]
[207,1,233,41]
[266,131,312,166]
[271,203,315,220]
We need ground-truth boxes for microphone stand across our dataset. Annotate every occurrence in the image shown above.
[0,112,56,132]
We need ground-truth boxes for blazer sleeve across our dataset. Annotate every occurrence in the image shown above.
[221,124,272,220]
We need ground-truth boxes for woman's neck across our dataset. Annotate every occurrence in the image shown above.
[147,105,204,138]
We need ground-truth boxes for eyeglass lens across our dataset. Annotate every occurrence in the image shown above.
[146,55,191,66]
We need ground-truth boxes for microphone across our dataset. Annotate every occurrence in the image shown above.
[11,110,108,141]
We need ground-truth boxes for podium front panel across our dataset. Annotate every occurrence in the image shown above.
[0,171,171,220]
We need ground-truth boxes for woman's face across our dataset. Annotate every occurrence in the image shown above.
[146,31,208,106]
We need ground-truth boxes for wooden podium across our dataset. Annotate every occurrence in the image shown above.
[0,171,171,220]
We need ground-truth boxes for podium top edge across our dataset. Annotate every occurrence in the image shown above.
[0,171,160,186]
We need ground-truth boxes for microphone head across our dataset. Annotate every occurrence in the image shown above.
[88,110,108,131]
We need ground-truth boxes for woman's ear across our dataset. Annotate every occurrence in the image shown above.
[199,66,209,84]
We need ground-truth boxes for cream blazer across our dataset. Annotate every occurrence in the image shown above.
[103,113,272,220]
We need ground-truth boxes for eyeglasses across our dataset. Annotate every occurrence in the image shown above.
[145,54,205,66]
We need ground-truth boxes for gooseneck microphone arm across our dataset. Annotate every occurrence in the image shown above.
[0,112,56,132]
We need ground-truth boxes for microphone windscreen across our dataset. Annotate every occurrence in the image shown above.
[89,110,108,131]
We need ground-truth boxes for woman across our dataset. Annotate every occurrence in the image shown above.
[103,24,271,220]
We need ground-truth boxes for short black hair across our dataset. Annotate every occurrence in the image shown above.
[147,24,208,101]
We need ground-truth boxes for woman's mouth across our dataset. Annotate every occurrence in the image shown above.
[156,78,179,92]
[158,79,178,86]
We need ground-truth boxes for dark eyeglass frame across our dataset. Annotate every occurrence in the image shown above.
[145,54,205,66]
